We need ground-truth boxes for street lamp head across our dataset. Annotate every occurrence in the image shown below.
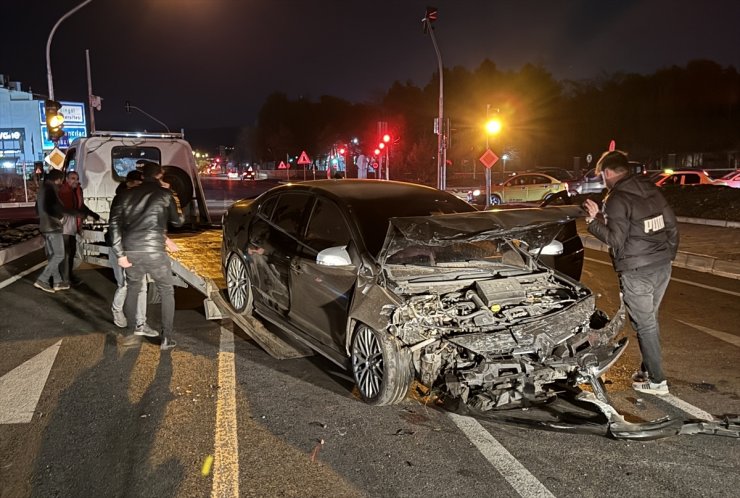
[485,119,502,135]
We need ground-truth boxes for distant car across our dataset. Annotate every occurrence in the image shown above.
[488,172,570,205]
[653,170,718,187]
[221,180,621,411]
[242,169,256,181]
[571,162,647,195]
[715,171,740,188]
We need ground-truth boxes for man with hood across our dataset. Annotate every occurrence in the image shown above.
[583,150,678,395]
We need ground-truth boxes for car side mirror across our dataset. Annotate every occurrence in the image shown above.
[529,239,564,256]
[317,245,352,266]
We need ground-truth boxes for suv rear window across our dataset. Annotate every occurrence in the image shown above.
[111,146,161,181]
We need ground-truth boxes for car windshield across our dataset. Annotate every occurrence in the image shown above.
[538,169,575,181]
[720,171,739,180]
[352,193,476,257]
[385,237,528,271]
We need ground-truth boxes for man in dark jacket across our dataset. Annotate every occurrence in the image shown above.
[35,169,83,293]
[109,163,184,350]
[583,150,678,395]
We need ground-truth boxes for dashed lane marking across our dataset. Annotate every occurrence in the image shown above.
[585,257,740,298]
[0,261,46,291]
[660,394,714,422]
[0,340,62,424]
[675,319,740,348]
[212,325,240,498]
[448,413,555,498]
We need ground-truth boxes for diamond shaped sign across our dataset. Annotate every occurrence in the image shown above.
[479,149,499,169]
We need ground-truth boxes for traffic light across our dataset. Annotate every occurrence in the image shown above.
[45,99,65,142]
[382,134,391,143]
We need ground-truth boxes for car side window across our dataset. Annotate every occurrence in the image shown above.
[272,193,312,238]
[304,198,352,253]
[258,196,277,219]
[530,175,547,185]
[683,174,700,185]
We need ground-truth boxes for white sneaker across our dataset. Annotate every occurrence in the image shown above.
[134,324,159,338]
[633,380,669,396]
[112,310,127,328]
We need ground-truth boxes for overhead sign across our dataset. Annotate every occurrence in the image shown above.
[38,100,86,126]
[40,125,87,150]
[44,147,66,169]
[277,161,289,169]
[297,151,311,165]
[479,149,499,169]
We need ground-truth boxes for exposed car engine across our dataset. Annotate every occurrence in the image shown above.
[386,271,623,410]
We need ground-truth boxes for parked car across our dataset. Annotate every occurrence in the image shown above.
[488,172,570,205]
[653,170,717,187]
[221,180,623,411]
[715,170,740,188]
[570,162,647,195]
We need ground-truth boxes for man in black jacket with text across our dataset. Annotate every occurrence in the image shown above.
[109,163,184,350]
[584,150,678,395]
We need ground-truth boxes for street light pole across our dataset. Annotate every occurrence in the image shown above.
[46,0,94,100]
[423,14,446,191]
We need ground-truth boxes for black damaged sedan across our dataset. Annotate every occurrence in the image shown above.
[221,180,626,410]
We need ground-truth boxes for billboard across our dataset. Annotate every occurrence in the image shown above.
[40,125,87,150]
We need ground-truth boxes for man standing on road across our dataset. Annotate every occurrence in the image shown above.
[583,150,678,395]
[109,163,184,350]
[58,170,100,286]
[34,169,83,293]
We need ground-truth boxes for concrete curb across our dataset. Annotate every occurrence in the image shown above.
[676,216,740,229]
[581,234,740,281]
[0,235,43,266]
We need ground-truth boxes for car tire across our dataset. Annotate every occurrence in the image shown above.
[489,194,502,205]
[163,167,193,208]
[226,253,253,315]
[350,324,413,406]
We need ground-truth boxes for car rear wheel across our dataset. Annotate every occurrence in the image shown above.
[226,253,253,315]
[351,324,413,405]
[489,194,502,205]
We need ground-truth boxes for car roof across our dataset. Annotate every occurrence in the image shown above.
[265,179,450,202]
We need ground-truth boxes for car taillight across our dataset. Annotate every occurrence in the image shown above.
[563,182,568,191]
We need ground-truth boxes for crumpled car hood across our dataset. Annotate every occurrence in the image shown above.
[377,207,581,268]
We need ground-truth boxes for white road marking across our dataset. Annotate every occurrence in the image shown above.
[212,325,240,498]
[659,394,714,422]
[448,413,555,498]
[675,319,740,348]
[0,340,62,424]
[584,257,740,297]
[0,261,46,291]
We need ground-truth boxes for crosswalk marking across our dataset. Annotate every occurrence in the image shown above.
[0,340,62,424]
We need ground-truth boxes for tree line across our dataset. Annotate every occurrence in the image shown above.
[234,59,740,181]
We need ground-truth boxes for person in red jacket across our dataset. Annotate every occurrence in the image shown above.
[58,170,100,286]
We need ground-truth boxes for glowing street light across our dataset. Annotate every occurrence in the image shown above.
[485,118,503,136]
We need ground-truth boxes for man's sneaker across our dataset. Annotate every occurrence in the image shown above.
[134,324,159,338]
[34,281,55,293]
[160,337,177,351]
[112,310,127,328]
[631,370,649,383]
[633,380,669,396]
[120,334,141,347]
[53,282,71,291]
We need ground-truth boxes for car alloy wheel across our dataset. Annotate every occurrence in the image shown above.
[351,324,412,405]
[226,253,252,314]
[490,194,502,205]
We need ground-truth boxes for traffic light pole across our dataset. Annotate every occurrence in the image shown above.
[424,17,446,191]
[46,0,94,101]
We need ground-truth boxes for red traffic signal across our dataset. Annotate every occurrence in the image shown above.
[382,134,391,143]
[338,147,346,155]
[373,148,381,156]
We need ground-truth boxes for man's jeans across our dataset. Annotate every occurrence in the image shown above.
[619,262,672,383]
[38,233,65,285]
[109,249,147,327]
[124,251,175,338]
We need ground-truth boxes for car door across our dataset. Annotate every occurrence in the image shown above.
[502,176,527,202]
[524,174,551,201]
[288,196,357,349]
[248,192,312,313]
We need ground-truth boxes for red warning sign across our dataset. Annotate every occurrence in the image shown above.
[297,151,311,165]
[277,161,289,169]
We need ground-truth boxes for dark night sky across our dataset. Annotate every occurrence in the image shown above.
[2,0,740,133]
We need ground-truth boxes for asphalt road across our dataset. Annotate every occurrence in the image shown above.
[1,244,739,497]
